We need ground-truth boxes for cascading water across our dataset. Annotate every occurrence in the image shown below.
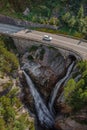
[48,62,75,114]
[22,61,75,129]
[23,71,54,128]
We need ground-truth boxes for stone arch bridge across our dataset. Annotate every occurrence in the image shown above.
[0,23,87,60]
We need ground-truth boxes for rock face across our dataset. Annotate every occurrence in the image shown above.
[55,117,87,130]
[20,45,70,101]
[19,45,87,130]
[23,7,30,16]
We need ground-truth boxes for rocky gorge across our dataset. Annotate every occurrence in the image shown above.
[18,45,87,130]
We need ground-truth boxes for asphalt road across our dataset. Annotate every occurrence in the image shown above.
[0,23,87,59]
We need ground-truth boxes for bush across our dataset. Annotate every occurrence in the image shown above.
[0,87,35,130]
[49,17,60,25]
[0,38,19,74]
[74,31,83,38]
[28,45,38,52]
[64,61,87,111]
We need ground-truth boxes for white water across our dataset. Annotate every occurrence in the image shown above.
[23,62,75,128]
[23,71,54,128]
[49,62,75,114]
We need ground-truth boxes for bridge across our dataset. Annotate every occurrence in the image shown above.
[0,23,87,60]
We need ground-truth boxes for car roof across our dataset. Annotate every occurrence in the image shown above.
[44,35,49,37]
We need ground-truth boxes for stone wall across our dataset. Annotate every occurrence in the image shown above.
[0,14,58,30]
[13,37,42,53]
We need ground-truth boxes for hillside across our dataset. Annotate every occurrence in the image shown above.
[0,36,35,130]
[0,0,87,38]
[0,0,87,15]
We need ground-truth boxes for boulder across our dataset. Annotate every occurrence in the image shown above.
[23,7,30,16]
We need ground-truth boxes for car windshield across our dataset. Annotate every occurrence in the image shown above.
[44,35,48,37]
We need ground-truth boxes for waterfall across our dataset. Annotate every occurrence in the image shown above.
[22,61,75,128]
[23,71,54,128]
[49,62,75,114]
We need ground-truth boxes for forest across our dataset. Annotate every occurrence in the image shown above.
[0,0,87,37]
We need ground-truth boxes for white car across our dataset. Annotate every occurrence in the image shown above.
[43,35,52,41]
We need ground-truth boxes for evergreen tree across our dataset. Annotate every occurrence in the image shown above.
[77,5,84,19]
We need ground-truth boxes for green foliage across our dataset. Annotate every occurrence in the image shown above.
[64,79,76,99]
[31,26,84,38]
[0,37,19,74]
[0,36,34,129]
[33,5,51,17]
[76,18,87,34]
[68,16,76,28]
[0,86,35,130]
[77,5,84,19]
[0,0,87,37]
[0,93,16,124]
[49,17,60,25]
[3,80,13,90]
[0,118,5,130]
[77,61,87,72]
[62,12,71,24]
[61,4,87,34]
[39,48,45,60]
[28,45,38,52]
[74,31,83,38]
[14,120,26,130]
[2,36,17,51]
[64,61,87,111]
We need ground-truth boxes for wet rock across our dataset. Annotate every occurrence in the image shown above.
[22,62,57,101]
[56,92,72,114]
[20,46,67,101]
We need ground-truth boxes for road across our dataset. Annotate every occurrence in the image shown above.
[0,23,87,59]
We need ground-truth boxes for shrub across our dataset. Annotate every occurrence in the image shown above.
[0,37,19,74]
[64,61,87,111]
[28,45,38,52]
[49,17,60,26]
